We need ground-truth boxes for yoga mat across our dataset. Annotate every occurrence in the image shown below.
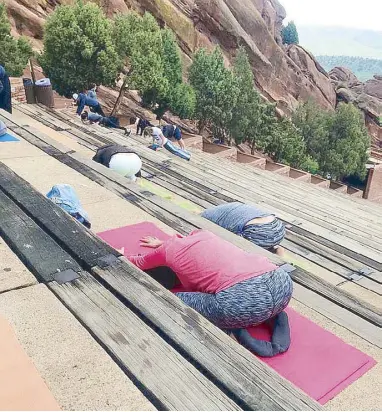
[98,222,377,404]
[0,133,19,142]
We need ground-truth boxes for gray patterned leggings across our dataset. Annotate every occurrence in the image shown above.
[175,268,293,329]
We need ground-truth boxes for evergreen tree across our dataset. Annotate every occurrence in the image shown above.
[189,47,239,140]
[229,47,280,153]
[323,103,370,179]
[281,21,299,45]
[292,101,370,178]
[0,3,32,76]
[263,117,307,168]
[39,1,120,96]
[114,14,192,119]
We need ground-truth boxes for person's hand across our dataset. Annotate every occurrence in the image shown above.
[140,236,163,248]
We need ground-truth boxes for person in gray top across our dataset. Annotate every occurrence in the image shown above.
[201,202,285,255]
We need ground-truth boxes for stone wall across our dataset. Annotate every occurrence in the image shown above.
[364,165,382,204]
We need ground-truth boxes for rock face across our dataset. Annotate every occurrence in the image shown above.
[4,0,337,115]
[329,68,382,146]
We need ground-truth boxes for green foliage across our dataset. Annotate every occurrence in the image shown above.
[281,21,299,45]
[114,13,189,119]
[228,47,280,153]
[39,1,121,96]
[263,118,307,168]
[189,47,239,139]
[317,55,382,82]
[293,101,370,179]
[292,100,332,157]
[323,103,370,179]
[0,3,32,76]
[170,82,196,119]
[299,156,320,174]
[229,47,260,144]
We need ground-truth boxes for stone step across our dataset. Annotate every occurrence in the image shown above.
[329,181,348,193]
[289,168,312,183]
[236,152,266,169]
[202,142,237,160]
[311,175,330,188]
[265,161,290,176]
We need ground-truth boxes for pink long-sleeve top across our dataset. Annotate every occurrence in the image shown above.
[129,230,278,294]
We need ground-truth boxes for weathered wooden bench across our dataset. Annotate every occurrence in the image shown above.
[2,110,381,353]
[0,160,321,410]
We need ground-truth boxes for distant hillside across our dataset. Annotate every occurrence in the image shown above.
[317,56,382,82]
[298,26,382,59]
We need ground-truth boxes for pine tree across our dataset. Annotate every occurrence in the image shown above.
[281,21,299,45]
[0,3,32,76]
[39,1,121,96]
[189,47,239,139]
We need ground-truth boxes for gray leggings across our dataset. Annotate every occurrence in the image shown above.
[175,268,293,329]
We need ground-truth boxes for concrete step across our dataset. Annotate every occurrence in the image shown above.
[347,186,364,198]
[311,175,330,188]
[330,181,348,194]
[289,168,312,183]
[202,142,237,160]
[182,132,203,150]
[236,152,266,169]
[265,161,290,176]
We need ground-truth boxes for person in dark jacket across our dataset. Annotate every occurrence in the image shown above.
[92,144,142,183]
[0,65,12,114]
[73,92,105,117]
[81,111,131,135]
[130,117,154,136]
[162,124,186,150]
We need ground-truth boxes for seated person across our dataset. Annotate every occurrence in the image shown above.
[73,92,105,117]
[129,230,292,357]
[130,117,154,136]
[201,202,285,255]
[81,111,131,135]
[92,144,142,183]
[144,126,191,161]
[162,124,186,150]
[87,83,97,99]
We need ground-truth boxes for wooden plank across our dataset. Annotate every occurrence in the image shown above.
[49,273,241,411]
[0,162,120,270]
[7,118,382,328]
[0,188,81,282]
[92,259,321,411]
[285,232,382,285]
[35,106,382,225]
[289,225,382,272]
[283,240,382,297]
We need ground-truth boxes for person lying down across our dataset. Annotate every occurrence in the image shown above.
[129,229,292,357]
[201,202,286,256]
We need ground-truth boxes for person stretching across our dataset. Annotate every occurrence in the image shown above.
[129,230,292,357]
[92,144,142,183]
[162,124,186,150]
[202,202,285,256]
[130,117,153,136]
[81,111,131,135]
[73,92,105,117]
[145,126,191,161]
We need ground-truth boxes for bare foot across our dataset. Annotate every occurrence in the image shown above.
[274,246,285,257]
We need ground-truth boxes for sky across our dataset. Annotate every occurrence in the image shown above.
[280,0,382,31]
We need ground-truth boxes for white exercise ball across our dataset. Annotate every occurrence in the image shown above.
[109,153,142,182]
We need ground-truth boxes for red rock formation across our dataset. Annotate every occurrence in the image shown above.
[4,0,337,115]
[329,68,382,147]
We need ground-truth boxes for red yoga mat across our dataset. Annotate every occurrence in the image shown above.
[98,222,377,404]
